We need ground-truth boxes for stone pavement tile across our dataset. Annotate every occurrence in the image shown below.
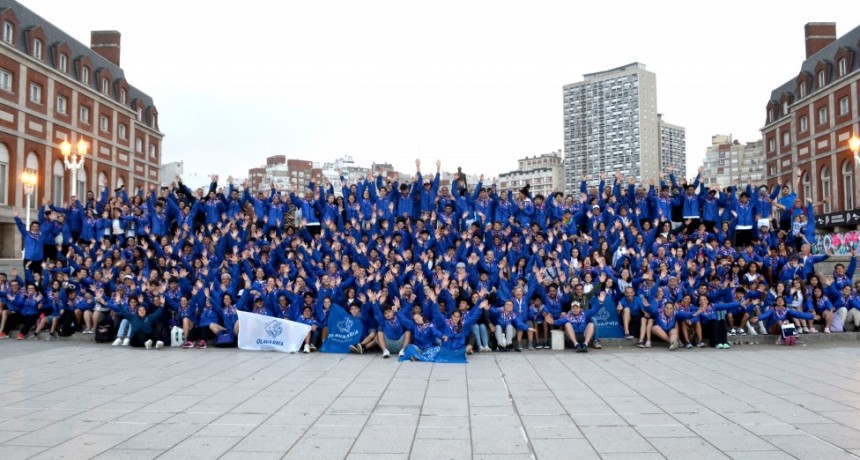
[23,408,81,421]
[520,415,582,439]
[423,397,469,416]
[468,391,513,407]
[570,411,629,427]
[91,448,164,460]
[470,405,517,417]
[720,411,783,426]
[416,415,470,440]
[795,423,860,450]
[3,419,103,447]
[0,430,27,443]
[425,380,467,397]
[410,438,471,460]
[230,395,292,414]
[621,412,678,427]
[266,411,319,426]
[162,410,224,425]
[690,424,778,452]
[351,425,415,454]
[741,422,803,436]
[649,437,730,459]
[513,397,567,416]
[472,455,534,460]
[603,396,664,414]
[115,410,174,424]
[767,434,860,460]
[219,452,284,460]
[472,425,530,455]
[379,390,426,406]
[346,455,409,460]
[0,445,47,460]
[114,422,202,450]
[729,452,800,460]
[634,424,698,438]
[372,404,422,416]
[531,438,600,459]
[671,409,734,426]
[580,426,655,453]
[304,414,369,439]
[366,412,419,427]
[818,410,860,430]
[89,420,154,437]
[28,433,128,460]
[231,425,305,452]
[284,436,354,459]
[0,417,55,432]
[158,435,240,460]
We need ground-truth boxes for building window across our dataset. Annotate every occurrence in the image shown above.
[799,115,808,132]
[52,160,64,205]
[769,165,776,176]
[0,143,7,204]
[28,82,41,104]
[782,101,788,116]
[120,89,126,104]
[135,138,142,153]
[77,167,86,199]
[844,161,855,211]
[56,95,67,114]
[840,97,849,116]
[80,105,90,124]
[821,166,831,213]
[81,66,90,85]
[802,171,811,204]
[767,138,776,152]
[101,78,109,96]
[99,115,109,132]
[150,114,156,128]
[2,22,13,44]
[799,81,807,98]
[818,70,826,88]
[148,143,156,159]
[118,123,127,140]
[767,109,774,123]
[0,68,11,92]
[136,108,142,122]
[32,38,42,60]
[838,58,847,78]
[818,106,828,125]
[782,131,790,147]
[59,53,68,73]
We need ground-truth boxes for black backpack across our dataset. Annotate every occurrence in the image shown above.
[57,312,77,337]
[94,317,115,343]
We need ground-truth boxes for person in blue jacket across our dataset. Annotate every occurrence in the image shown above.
[554,297,601,352]
[367,292,411,358]
[13,208,50,275]
[489,299,532,352]
[751,295,814,339]
[106,293,166,349]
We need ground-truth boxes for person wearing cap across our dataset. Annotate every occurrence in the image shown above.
[554,293,604,352]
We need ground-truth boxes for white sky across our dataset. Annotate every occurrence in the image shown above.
[22,0,860,182]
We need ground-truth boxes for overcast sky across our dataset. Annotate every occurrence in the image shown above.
[22,0,860,182]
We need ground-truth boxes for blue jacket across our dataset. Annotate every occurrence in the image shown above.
[15,217,46,260]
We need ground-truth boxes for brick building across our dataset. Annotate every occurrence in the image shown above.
[248,155,324,194]
[0,0,163,257]
[763,22,860,229]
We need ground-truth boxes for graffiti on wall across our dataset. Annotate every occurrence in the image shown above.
[812,231,860,255]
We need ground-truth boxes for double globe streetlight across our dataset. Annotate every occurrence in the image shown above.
[60,138,88,199]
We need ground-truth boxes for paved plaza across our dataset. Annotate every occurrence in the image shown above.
[0,342,859,459]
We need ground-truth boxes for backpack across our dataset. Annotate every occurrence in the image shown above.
[94,317,115,343]
[58,313,77,337]
[780,323,797,345]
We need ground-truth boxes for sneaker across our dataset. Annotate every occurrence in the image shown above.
[728,328,737,336]
[27,333,39,341]
[624,333,634,339]
[746,324,757,336]
[723,342,731,349]
[181,340,194,349]
[696,342,706,348]
[528,343,535,350]
[122,338,130,346]
[810,327,818,334]
[349,344,360,354]
[574,344,583,353]
[644,340,652,348]
[482,346,492,352]
[0,332,8,339]
[684,342,693,349]
[824,327,831,334]
[112,338,122,347]
[802,327,809,334]
[382,349,391,359]
[17,333,24,340]
[45,334,57,342]
[467,348,473,355]
[195,340,207,349]
[738,328,747,336]
[357,343,364,354]
[409,355,419,361]
[669,341,678,351]
[514,346,522,352]
[145,339,153,350]
[309,344,317,352]
[636,341,645,348]
[757,322,768,335]
[592,340,603,349]
[155,341,164,349]
[303,344,310,354]
[581,344,589,353]
[398,349,405,357]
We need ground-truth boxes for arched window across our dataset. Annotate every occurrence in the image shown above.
[52,160,64,204]
[843,161,854,211]
[116,176,124,191]
[77,166,87,199]
[0,143,8,204]
[26,152,39,206]
[821,166,831,213]
[98,171,108,192]
[801,171,811,204]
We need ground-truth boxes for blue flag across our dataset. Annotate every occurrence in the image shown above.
[398,345,468,364]
[592,300,624,339]
[320,304,363,353]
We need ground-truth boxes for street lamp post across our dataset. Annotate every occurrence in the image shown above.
[21,169,37,228]
[60,138,88,200]
[851,135,860,162]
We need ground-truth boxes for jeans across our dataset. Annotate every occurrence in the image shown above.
[494,324,515,347]
[117,319,130,338]
[472,324,489,348]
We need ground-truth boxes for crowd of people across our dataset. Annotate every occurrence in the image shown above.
[1,159,858,357]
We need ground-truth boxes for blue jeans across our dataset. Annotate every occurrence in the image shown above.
[117,319,130,338]
[472,324,489,348]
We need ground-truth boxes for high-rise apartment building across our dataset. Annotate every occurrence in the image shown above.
[659,115,686,176]
[702,135,765,187]
[564,63,656,194]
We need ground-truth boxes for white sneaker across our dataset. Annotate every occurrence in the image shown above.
[757,322,767,335]
[144,339,153,350]
[122,338,130,346]
[746,323,757,336]
[112,338,122,347]
[382,349,391,359]
[728,328,737,336]
[155,341,164,349]
[398,349,405,357]
[802,327,809,334]
[303,344,310,354]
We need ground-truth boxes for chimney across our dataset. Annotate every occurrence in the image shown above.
[90,30,121,67]
[804,22,836,59]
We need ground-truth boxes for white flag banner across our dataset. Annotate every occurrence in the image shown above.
[237,311,311,353]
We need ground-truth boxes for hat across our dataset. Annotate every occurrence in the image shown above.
[456,262,466,269]
[123,275,134,280]
[592,204,600,209]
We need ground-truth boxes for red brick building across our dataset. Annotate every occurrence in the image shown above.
[763,22,860,229]
[0,0,163,256]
